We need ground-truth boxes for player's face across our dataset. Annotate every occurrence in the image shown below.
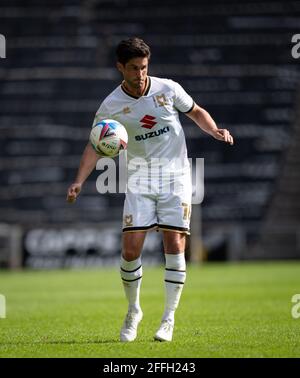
[117,57,149,93]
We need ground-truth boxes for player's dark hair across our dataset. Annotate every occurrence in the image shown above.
[116,37,151,65]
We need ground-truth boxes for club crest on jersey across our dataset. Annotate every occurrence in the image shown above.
[153,93,168,108]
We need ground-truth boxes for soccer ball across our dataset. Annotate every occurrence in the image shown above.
[90,119,128,157]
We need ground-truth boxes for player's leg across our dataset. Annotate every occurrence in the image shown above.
[154,231,187,342]
[162,231,186,325]
[119,231,146,342]
[155,176,191,341]
[121,231,146,312]
[120,190,157,342]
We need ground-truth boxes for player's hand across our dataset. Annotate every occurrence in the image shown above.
[212,129,234,145]
[66,183,82,203]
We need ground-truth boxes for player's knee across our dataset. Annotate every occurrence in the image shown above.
[122,249,140,261]
[122,238,143,261]
[163,232,186,253]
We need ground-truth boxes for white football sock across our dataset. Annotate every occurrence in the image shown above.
[120,256,142,313]
[163,253,186,324]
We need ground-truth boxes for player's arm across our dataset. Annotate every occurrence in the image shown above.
[66,142,100,203]
[185,103,234,145]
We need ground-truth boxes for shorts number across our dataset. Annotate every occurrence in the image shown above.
[182,203,191,221]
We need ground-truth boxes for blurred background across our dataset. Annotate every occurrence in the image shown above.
[0,0,299,269]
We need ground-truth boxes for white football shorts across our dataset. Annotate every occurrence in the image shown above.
[122,177,192,234]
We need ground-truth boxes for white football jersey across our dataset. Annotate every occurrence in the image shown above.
[93,76,194,177]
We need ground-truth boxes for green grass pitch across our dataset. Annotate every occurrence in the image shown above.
[0,262,300,358]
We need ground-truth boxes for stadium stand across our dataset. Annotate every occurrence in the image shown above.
[0,0,299,267]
